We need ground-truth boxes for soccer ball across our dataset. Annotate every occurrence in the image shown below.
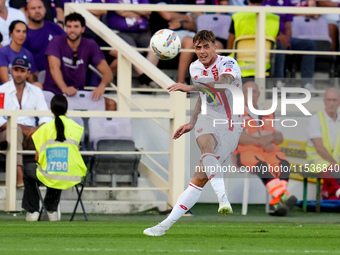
[150,29,181,61]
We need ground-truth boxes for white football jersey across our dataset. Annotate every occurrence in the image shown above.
[190,55,243,133]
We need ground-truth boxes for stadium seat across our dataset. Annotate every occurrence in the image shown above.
[232,35,276,77]
[88,117,140,187]
[64,90,105,112]
[291,16,335,78]
[196,14,231,41]
[42,90,55,108]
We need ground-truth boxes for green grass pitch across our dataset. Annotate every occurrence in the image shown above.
[0,204,339,255]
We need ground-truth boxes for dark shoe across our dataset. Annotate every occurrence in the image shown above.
[268,202,289,217]
[280,193,297,210]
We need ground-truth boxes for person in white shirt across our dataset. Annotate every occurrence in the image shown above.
[144,30,242,236]
[0,57,52,188]
[307,87,340,199]
[0,0,26,47]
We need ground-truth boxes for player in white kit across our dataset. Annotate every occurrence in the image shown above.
[143,30,243,236]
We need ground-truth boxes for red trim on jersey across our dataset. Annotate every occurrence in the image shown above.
[222,73,235,79]
[211,65,219,81]
[220,92,234,131]
[189,183,203,191]
[209,174,216,180]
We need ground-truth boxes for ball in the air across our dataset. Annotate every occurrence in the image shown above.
[149,29,181,61]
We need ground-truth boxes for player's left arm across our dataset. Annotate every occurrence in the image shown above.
[167,73,234,93]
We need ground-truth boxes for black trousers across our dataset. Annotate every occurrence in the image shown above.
[21,165,62,213]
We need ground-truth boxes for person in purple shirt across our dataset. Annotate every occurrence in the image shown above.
[23,0,65,75]
[106,0,160,88]
[0,20,39,87]
[44,12,116,110]
[263,0,316,91]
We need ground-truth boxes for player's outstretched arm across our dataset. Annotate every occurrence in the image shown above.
[173,123,191,140]
[173,97,201,140]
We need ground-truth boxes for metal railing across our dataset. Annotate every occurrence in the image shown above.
[3,3,339,211]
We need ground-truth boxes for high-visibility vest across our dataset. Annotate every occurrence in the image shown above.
[32,115,87,190]
[235,107,281,153]
[232,12,279,77]
[306,111,340,172]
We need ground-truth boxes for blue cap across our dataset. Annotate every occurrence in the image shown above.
[11,57,31,70]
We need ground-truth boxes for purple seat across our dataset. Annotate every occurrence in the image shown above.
[292,16,331,42]
[196,14,231,40]
[64,91,105,111]
[291,16,335,78]
[88,117,133,150]
[42,90,55,109]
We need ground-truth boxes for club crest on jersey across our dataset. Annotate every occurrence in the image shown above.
[202,70,208,76]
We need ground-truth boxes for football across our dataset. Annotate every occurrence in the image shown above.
[149,29,181,61]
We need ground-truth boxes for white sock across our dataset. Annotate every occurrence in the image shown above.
[161,183,202,229]
[202,153,226,202]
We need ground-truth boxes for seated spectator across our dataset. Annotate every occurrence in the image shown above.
[234,81,297,216]
[0,57,53,188]
[227,0,279,77]
[306,87,340,200]
[62,1,114,88]
[0,20,41,88]
[316,0,339,51]
[106,0,160,88]
[262,0,316,91]
[9,0,64,28]
[23,0,65,84]
[43,12,116,110]
[22,94,87,222]
[0,0,26,47]
[149,0,197,83]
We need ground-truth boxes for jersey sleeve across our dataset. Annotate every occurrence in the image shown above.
[219,58,241,80]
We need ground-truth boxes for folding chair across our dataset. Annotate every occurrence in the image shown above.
[279,139,322,213]
[35,182,88,221]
